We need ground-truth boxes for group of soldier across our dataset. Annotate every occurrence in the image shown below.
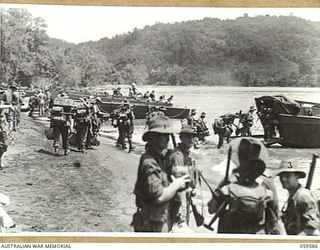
[28,89,53,118]
[132,113,320,235]
[47,94,107,156]
[112,82,174,105]
[213,106,256,149]
[0,84,24,170]
[186,109,210,148]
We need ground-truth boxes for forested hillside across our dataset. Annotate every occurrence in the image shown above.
[1,8,320,88]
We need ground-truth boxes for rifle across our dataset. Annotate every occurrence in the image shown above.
[171,134,177,148]
[203,147,232,231]
[189,160,205,227]
[306,154,319,190]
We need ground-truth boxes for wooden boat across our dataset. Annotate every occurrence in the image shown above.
[255,96,320,148]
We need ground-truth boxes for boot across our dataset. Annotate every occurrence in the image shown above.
[128,140,135,153]
[54,146,59,156]
[64,149,69,156]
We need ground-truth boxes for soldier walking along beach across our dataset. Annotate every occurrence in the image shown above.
[114,101,135,152]
[50,106,71,156]
[0,102,13,170]
[73,101,91,153]
[132,115,190,232]
[275,161,320,236]
[11,85,23,131]
[0,85,18,131]
[37,90,46,117]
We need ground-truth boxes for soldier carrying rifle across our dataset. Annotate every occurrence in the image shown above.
[167,124,198,230]
[112,101,135,152]
[207,137,281,234]
[275,160,320,236]
[132,115,190,232]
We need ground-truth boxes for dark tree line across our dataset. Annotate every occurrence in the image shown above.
[1,9,320,88]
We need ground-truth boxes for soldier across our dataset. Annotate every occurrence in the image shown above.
[128,88,134,98]
[0,102,13,170]
[11,86,23,131]
[149,90,156,101]
[28,94,39,118]
[166,95,174,105]
[158,95,166,103]
[237,106,256,137]
[44,89,53,115]
[0,85,17,131]
[73,102,91,153]
[145,106,166,127]
[37,90,46,117]
[196,112,210,142]
[143,91,150,100]
[131,82,141,97]
[167,124,198,230]
[117,101,135,152]
[50,106,71,156]
[112,87,123,98]
[187,109,199,149]
[207,137,281,234]
[187,109,197,127]
[132,115,190,232]
[275,161,320,236]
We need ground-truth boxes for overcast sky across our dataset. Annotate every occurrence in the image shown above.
[1,4,320,44]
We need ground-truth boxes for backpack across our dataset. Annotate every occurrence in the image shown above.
[226,183,270,228]
[51,106,63,116]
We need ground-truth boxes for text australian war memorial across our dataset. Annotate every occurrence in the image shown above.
[0,7,319,235]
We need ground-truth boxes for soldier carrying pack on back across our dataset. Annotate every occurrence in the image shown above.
[207,137,282,234]
[50,106,72,156]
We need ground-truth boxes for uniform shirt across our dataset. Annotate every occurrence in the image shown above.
[168,143,193,175]
[135,143,170,222]
[37,92,46,104]
[281,184,320,235]
[1,90,13,105]
[187,115,197,127]
[12,91,23,105]
[168,143,195,203]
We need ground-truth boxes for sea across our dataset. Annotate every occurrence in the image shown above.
[98,85,320,230]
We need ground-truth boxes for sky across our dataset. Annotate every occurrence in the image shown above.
[1,4,320,44]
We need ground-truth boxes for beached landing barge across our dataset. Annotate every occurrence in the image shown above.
[255,95,320,148]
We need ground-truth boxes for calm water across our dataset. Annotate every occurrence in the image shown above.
[100,86,320,208]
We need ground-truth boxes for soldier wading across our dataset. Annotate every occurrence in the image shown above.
[132,115,190,232]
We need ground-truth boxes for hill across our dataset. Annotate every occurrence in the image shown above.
[1,9,320,88]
